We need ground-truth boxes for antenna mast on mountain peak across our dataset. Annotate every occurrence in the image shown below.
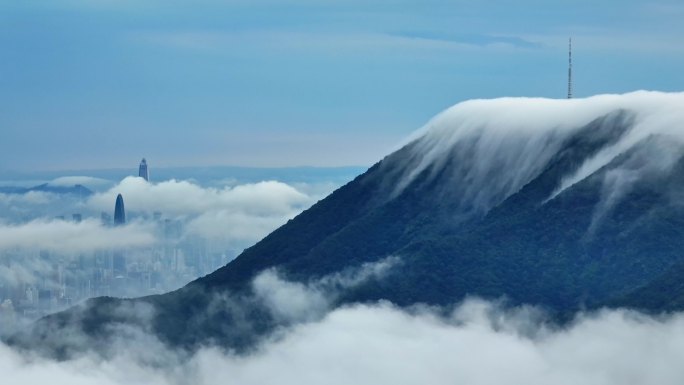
[567,37,573,99]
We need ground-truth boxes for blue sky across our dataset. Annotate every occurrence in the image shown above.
[1,0,683,171]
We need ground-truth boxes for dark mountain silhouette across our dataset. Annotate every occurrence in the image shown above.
[11,92,684,356]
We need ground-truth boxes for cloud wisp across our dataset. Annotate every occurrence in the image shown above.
[0,219,156,254]
[252,256,399,323]
[389,91,684,224]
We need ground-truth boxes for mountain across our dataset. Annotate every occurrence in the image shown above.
[12,91,684,356]
[0,183,93,197]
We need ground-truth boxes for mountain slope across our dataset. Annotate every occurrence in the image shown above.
[12,91,684,355]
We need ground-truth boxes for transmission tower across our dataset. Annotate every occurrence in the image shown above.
[567,37,573,99]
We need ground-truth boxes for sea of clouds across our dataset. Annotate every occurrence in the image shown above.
[0,176,330,288]
[3,275,684,385]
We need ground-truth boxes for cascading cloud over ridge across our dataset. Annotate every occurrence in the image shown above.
[392,91,684,213]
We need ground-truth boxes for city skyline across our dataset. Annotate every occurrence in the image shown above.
[0,161,338,332]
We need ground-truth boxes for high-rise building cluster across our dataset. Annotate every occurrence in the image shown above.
[0,157,234,332]
[0,224,232,332]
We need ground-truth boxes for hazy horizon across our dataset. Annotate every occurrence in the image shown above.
[3,1,684,171]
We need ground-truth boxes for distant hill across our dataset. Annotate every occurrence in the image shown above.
[12,91,684,356]
[0,183,93,197]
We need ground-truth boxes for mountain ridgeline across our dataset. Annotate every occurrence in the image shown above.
[14,91,684,355]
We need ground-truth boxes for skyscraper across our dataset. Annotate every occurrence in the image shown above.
[139,158,149,181]
[101,211,111,226]
[114,194,126,226]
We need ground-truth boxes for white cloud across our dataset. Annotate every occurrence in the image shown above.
[49,176,112,190]
[394,91,684,218]
[207,302,684,385]
[88,178,311,218]
[0,177,325,246]
[0,219,156,254]
[4,299,684,385]
[0,219,159,311]
[252,270,329,323]
[86,178,317,245]
[252,257,399,323]
[0,191,57,206]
